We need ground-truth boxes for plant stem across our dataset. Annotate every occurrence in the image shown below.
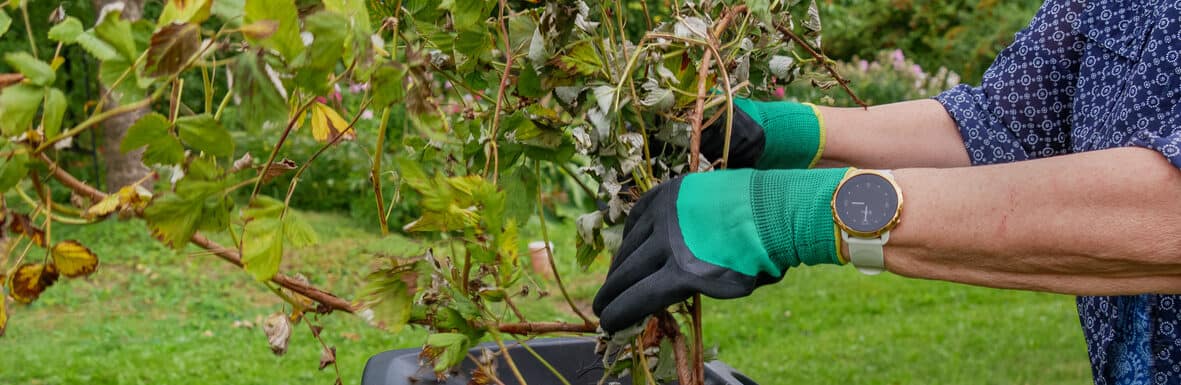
[372,107,391,235]
[484,0,516,183]
[36,88,165,153]
[490,329,529,385]
[20,2,37,58]
[535,162,594,325]
[249,98,315,203]
[773,24,867,108]
[280,98,372,219]
[514,340,574,385]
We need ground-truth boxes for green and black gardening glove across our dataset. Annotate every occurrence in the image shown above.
[592,168,848,333]
[699,98,827,170]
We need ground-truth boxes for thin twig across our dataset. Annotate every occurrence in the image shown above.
[536,162,594,325]
[280,98,372,219]
[484,0,516,183]
[687,50,713,172]
[371,107,391,234]
[514,340,574,385]
[774,24,867,108]
[306,316,343,384]
[249,99,316,202]
[39,146,603,335]
[36,88,165,153]
[490,330,529,385]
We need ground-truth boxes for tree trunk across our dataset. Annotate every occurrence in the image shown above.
[93,0,150,192]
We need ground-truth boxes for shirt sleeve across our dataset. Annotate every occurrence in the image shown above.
[934,0,1086,165]
[1128,102,1181,169]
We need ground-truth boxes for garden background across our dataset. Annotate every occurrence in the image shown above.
[0,1,1093,384]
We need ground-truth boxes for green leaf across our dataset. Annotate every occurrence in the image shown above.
[556,40,601,76]
[99,59,148,104]
[440,0,489,33]
[506,111,563,149]
[95,8,138,61]
[243,0,305,62]
[41,88,66,138]
[516,62,544,98]
[48,17,84,43]
[322,0,371,32]
[144,22,201,78]
[4,52,55,86]
[176,114,234,156]
[239,196,317,281]
[0,152,29,193]
[122,112,184,165]
[242,216,283,281]
[229,52,287,130]
[157,0,212,26]
[303,11,348,70]
[144,192,204,248]
[749,0,772,25]
[0,10,10,38]
[502,166,538,224]
[75,32,120,61]
[424,333,471,373]
[370,63,405,107]
[0,84,45,136]
[452,30,491,72]
[211,0,245,25]
[359,261,416,332]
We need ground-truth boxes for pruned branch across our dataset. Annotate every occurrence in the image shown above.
[774,24,867,108]
[41,153,602,335]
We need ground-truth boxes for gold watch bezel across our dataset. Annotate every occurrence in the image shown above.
[831,169,904,238]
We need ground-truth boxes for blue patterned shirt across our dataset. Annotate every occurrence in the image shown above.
[934,0,1181,383]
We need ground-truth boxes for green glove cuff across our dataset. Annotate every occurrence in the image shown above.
[677,168,846,278]
[750,168,847,269]
[733,99,825,170]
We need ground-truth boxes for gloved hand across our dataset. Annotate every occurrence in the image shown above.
[592,168,848,333]
[699,98,826,170]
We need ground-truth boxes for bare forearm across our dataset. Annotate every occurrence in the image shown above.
[882,147,1181,295]
[816,99,970,169]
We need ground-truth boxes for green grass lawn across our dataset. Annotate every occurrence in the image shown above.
[0,211,1091,384]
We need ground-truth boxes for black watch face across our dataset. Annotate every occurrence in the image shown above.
[834,173,899,234]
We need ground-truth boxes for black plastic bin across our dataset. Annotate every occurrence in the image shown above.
[362,337,758,385]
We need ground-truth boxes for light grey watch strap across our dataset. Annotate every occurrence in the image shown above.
[840,170,893,276]
[842,230,888,275]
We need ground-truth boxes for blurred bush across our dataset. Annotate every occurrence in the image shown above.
[782,49,961,106]
[819,0,1040,83]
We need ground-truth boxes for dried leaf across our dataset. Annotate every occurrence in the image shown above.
[309,102,354,142]
[9,213,46,247]
[674,17,710,40]
[769,55,795,79]
[231,153,254,173]
[239,20,278,39]
[145,22,201,78]
[263,312,292,356]
[639,80,674,111]
[51,240,99,278]
[318,345,336,370]
[7,263,58,304]
[258,158,297,184]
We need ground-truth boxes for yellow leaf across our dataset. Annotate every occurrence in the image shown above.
[85,194,121,218]
[7,263,58,304]
[1,290,7,337]
[309,102,354,142]
[51,240,99,278]
[84,185,150,219]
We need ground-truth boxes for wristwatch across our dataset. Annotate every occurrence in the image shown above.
[831,169,903,275]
